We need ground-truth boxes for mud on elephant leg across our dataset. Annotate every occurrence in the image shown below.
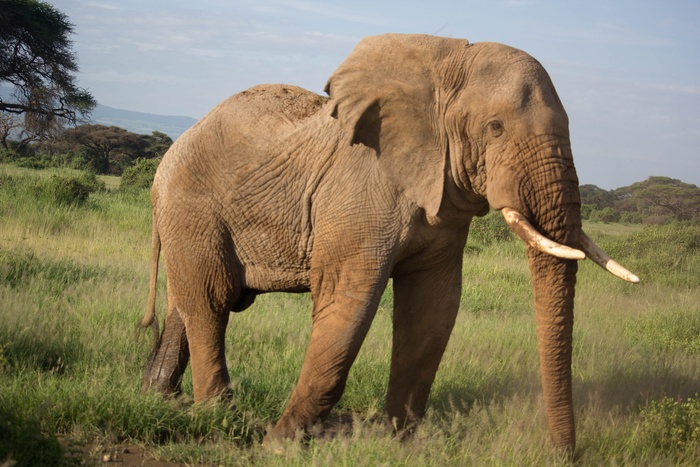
[142,306,190,395]
[386,262,462,430]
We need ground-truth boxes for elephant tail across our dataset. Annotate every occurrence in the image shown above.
[140,217,161,333]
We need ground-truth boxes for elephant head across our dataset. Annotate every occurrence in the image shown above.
[325,34,638,452]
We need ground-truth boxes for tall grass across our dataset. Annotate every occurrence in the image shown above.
[1,166,699,465]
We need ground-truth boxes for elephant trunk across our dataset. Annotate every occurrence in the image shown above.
[496,145,638,452]
[525,163,580,453]
[528,249,577,452]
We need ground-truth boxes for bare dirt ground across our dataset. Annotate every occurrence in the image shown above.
[61,439,206,467]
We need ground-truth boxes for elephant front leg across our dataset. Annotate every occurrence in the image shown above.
[142,306,190,394]
[386,262,462,429]
[263,265,388,445]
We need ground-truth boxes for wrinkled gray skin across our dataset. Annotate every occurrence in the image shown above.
[141,34,610,453]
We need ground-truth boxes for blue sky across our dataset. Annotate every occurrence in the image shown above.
[51,0,699,188]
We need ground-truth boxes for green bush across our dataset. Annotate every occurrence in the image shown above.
[619,211,644,224]
[602,223,700,287]
[625,310,700,353]
[0,171,104,207]
[580,203,594,220]
[640,395,700,453]
[606,223,700,258]
[14,156,50,170]
[0,147,14,163]
[34,172,104,206]
[468,210,514,246]
[120,157,161,191]
[589,206,621,223]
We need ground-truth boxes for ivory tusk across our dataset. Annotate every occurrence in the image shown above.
[501,208,586,261]
[580,233,641,283]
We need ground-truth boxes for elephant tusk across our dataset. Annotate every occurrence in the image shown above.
[580,232,640,283]
[501,208,586,261]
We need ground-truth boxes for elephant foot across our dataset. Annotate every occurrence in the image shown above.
[261,430,291,456]
[261,416,310,452]
[141,351,188,395]
[197,369,233,401]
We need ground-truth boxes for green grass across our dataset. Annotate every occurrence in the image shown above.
[1,166,699,465]
[0,164,121,189]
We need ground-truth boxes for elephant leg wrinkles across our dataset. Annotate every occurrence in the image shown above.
[386,258,462,429]
[158,219,239,401]
[263,257,390,443]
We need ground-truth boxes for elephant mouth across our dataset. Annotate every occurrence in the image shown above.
[501,207,640,283]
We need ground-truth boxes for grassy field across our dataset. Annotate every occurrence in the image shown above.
[1,165,699,465]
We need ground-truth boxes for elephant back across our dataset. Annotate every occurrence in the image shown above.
[155,84,328,188]
[216,84,328,140]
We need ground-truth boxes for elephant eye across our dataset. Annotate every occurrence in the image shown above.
[489,121,504,137]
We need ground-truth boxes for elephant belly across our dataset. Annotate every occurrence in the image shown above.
[235,235,311,293]
[225,197,313,294]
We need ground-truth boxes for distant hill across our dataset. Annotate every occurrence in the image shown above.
[89,104,197,140]
[1,85,196,140]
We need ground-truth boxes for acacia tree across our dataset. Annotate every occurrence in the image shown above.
[47,125,172,174]
[616,177,700,223]
[60,125,145,174]
[0,0,95,140]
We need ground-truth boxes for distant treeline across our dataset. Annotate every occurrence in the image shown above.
[1,122,698,226]
[1,124,173,176]
[581,177,700,225]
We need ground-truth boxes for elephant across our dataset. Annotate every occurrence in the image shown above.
[139,33,638,453]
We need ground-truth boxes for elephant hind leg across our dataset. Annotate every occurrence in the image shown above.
[142,305,190,395]
[181,301,232,401]
[162,226,241,401]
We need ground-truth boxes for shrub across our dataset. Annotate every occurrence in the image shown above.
[580,203,594,220]
[0,171,104,207]
[619,211,644,224]
[120,157,161,191]
[33,172,104,206]
[14,156,50,169]
[640,395,700,453]
[606,223,700,258]
[0,147,14,163]
[468,210,514,246]
[602,223,700,287]
[589,206,621,223]
[625,310,700,353]
[0,248,104,294]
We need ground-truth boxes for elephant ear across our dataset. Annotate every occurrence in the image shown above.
[325,34,448,217]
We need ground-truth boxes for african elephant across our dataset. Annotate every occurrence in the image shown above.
[140,34,638,453]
